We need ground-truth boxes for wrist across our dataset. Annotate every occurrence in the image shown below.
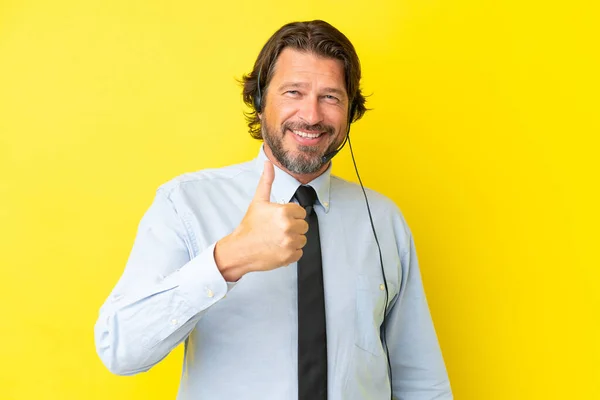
[214,232,250,282]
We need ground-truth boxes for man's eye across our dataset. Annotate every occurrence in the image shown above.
[325,95,339,101]
[286,90,300,95]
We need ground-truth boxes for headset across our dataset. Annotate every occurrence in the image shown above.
[255,68,394,399]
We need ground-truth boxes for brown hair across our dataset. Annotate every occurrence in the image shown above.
[241,20,367,140]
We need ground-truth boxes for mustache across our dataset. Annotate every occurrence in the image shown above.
[283,121,335,135]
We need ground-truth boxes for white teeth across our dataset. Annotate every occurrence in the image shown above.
[292,129,322,139]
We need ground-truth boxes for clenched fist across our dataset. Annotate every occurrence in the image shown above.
[215,161,309,281]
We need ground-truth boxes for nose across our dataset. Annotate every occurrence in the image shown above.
[297,96,324,126]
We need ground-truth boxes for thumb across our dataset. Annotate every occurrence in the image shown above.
[253,160,275,202]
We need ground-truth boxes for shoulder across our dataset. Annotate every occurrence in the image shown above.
[156,159,256,199]
[331,174,401,213]
[331,174,412,239]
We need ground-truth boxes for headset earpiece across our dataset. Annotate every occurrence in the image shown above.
[254,70,263,113]
[253,91,262,113]
[348,101,357,124]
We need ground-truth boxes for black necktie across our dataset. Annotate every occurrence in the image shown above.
[294,185,327,400]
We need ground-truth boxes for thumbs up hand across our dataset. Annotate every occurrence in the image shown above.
[215,161,308,282]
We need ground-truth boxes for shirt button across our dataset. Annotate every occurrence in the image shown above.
[379,284,385,291]
[206,288,214,298]
[323,202,329,207]
[170,319,178,325]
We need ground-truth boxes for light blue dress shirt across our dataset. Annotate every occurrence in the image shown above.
[94,145,452,399]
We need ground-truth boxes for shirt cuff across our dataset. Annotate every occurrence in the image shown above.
[161,242,232,311]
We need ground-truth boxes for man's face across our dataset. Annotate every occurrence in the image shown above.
[260,48,349,175]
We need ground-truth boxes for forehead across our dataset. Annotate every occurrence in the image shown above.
[270,48,346,90]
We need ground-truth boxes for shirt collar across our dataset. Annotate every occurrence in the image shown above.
[253,145,331,213]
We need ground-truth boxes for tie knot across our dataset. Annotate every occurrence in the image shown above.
[294,185,317,208]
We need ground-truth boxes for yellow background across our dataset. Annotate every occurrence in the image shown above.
[1,0,598,399]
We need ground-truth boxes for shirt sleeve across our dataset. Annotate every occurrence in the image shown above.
[94,188,233,376]
[387,232,453,399]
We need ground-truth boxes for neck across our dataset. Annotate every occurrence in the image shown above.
[263,145,329,185]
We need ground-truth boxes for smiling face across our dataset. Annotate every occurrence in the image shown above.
[260,48,349,183]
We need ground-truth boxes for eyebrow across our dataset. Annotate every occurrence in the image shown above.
[278,82,347,98]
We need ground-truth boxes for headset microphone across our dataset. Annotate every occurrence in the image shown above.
[321,131,350,164]
[321,102,354,164]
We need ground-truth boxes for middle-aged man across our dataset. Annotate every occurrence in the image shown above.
[95,20,453,400]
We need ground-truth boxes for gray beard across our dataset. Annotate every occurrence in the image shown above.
[262,124,334,175]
